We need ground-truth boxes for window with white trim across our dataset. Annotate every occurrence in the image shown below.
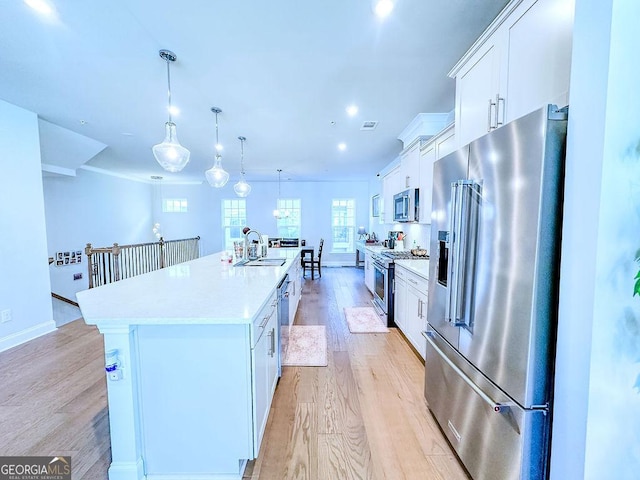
[222,199,247,251]
[162,198,188,213]
[276,199,301,239]
[331,199,355,253]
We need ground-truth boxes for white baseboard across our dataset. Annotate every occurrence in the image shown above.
[0,320,57,353]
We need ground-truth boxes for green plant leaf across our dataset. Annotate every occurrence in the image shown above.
[635,277,640,297]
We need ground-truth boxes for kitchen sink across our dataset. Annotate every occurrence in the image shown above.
[235,258,286,267]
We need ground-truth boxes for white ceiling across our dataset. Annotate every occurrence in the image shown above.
[1,0,510,183]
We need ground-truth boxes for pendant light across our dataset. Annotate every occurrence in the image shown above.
[152,50,191,173]
[205,107,230,188]
[233,136,252,197]
[273,169,290,218]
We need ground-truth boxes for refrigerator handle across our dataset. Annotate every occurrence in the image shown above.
[445,182,462,323]
[424,331,508,414]
[452,181,480,328]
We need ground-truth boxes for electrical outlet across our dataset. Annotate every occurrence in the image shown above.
[0,309,11,323]
[73,272,83,280]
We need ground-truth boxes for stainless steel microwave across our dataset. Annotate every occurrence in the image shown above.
[393,188,419,222]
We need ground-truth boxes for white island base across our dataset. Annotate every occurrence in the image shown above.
[77,250,301,480]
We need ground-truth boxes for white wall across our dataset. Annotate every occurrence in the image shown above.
[551,0,640,478]
[155,180,371,265]
[0,100,55,352]
[43,169,153,300]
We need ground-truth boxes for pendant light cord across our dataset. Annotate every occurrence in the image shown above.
[166,58,173,124]
[240,138,245,175]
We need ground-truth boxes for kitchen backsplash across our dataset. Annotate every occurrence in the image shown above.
[370,222,431,253]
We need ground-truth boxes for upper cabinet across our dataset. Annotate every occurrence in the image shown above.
[450,0,575,147]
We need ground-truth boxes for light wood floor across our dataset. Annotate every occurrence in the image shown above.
[0,267,468,479]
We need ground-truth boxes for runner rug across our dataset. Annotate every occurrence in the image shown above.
[282,325,328,367]
[344,306,389,333]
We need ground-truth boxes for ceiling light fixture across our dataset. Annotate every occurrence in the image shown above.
[273,169,290,219]
[205,107,230,188]
[24,0,52,15]
[346,105,359,116]
[152,49,190,173]
[373,0,394,19]
[338,142,347,151]
[233,136,251,197]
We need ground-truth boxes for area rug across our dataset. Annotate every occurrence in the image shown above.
[282,325,328,367]
[344,307,389,333]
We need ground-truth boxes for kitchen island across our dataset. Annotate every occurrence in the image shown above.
[76,248,301,480]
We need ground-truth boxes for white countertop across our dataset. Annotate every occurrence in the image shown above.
[394,259,430,279]
[77,248,300,327]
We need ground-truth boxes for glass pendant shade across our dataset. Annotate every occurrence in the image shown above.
[153,122,190,172]
[153,50,190,173]
[234,175,251,197]
[205,154,230,187]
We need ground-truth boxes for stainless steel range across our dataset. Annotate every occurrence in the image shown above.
[371,249,428,327]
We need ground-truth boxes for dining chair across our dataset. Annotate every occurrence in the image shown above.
[303,238,324,280]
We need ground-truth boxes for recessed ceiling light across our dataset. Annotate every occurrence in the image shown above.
[346,105,358,117]
[338,143,347,151]
[24,0,52,15]
[373,0,394,19]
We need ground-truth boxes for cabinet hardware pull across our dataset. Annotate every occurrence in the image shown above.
[408,278,418,285]
[268,329,275,357]
[495,94,504,127]
[487,98,496,131]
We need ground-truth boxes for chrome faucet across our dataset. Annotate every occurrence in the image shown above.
[243,229,264,259]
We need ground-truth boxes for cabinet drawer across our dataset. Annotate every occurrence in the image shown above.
[252,291,278,347]
[405,271,428,293]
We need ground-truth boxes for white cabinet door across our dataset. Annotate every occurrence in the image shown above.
[452,0,574,146]
[382,167,402,224]
[253,294,278,456]
[400,142,421,190]
[455,40,502,147]
[419,143,436,224]
[503,0,574,122]
[406,284,427,360]
[435,125,456,159]
[393,268,407,331]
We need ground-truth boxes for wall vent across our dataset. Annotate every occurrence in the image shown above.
[360,121,378,131]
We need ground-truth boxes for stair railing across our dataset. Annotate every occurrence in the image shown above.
[85,236,200,288]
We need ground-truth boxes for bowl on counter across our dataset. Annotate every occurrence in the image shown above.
[410,248,428,257]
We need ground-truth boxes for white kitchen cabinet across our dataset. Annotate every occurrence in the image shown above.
[364,251,374,293]
[394,264,428,360]
[406,281,427,360]
[418,141,436,224]
[450,0,574,147]
[288,261,302,324]
[400,142,421,190]
[381,165,402,224]
[252,291,279,455]
[393,267,407,331]
[434,123,456,160]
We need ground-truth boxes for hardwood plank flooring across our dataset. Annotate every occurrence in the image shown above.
[245,267,470,480]
[0,267,468,479]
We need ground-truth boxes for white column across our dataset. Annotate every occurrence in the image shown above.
[552,0,640,478]
[99,325,145,480]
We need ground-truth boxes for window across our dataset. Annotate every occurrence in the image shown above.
[162,198,188,213]
[331,199,356,253]
[276,199,301,239]
[222,199,247,251]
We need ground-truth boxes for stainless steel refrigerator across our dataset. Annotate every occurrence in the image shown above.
[425,104,568,480]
